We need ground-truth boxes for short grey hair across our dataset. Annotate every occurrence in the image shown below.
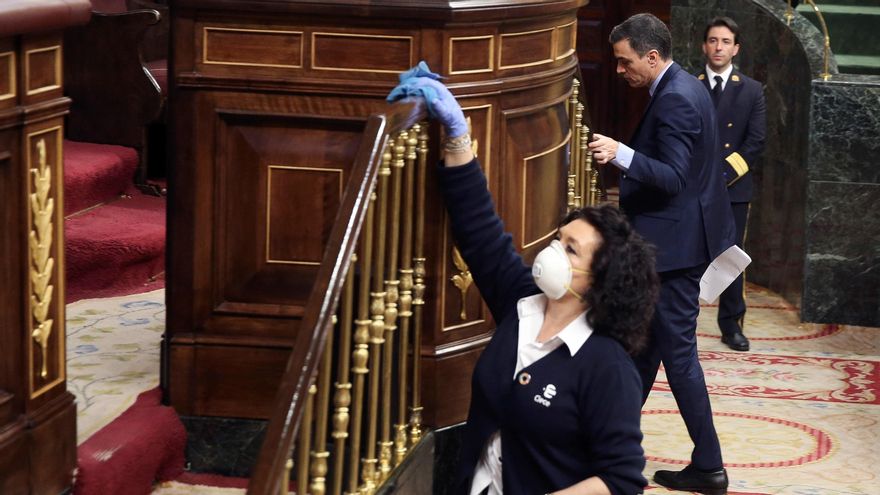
[609,13,672,60]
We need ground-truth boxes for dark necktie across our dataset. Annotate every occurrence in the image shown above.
[712,75,723,106]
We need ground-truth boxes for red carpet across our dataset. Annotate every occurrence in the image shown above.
[64,140,139,215]
[65,193,166,302]
[74,388,185,495]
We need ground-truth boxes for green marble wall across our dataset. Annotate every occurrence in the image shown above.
[804,76,880,326]
[671,0,879,327]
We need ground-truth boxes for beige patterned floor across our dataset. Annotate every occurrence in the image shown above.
[644,283,880,494]
[67,289,165,444]
[71,285,877,494]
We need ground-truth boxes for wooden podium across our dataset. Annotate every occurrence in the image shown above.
[166,0,585,428]
[0,2,91,493]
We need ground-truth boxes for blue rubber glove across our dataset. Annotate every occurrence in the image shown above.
[387,63,469,138]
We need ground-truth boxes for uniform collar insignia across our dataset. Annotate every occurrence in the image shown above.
[698,73,705,80]
[731,74,740,82]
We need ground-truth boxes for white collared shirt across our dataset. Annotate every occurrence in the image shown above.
[705,63,734,91]
[469,294,592,495]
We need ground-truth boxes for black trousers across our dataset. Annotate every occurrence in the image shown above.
[718,202,749,334]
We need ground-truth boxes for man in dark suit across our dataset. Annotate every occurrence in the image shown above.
[589,13,735,494]
[698,16,766,352]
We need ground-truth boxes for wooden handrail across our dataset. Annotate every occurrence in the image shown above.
[247,98,428,495]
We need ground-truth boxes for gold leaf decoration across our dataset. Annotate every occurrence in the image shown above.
[30,138,55,379]
[449,246,473,320]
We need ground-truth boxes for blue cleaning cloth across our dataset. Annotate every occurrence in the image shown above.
[386,61,444,116]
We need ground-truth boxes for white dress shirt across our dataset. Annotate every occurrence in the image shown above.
[705,63,734,91]
[469,294,592,495]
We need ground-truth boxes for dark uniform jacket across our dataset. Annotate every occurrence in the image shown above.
[621,62,735,272]
[439,160,647,495]
[698,68,766,203]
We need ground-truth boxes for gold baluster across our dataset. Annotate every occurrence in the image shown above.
[575,102,586,208]
[395,124,418,465]
[362,141,392,493]
[281,458,293,495]
[347,193,375,495]
[408,124,428,446]
[579,123,590,207]
[309,313,335,495]
[331,258,355,495]
[588,153,600,206]
[379,131,406,477]
[568,80,581,212]
[298,384,317,495]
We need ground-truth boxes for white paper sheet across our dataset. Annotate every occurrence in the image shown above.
[699,245,752,304]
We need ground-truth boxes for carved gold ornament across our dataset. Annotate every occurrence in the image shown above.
[30,138,55,378]
[450,246,473,320]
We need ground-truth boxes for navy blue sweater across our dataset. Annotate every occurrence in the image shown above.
[440,160,647,495]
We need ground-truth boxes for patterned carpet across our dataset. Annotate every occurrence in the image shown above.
[68,285,878,493]
[643,283,880,494]
[67,289,165,444]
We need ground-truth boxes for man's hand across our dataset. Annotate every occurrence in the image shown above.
[587,133,619,165]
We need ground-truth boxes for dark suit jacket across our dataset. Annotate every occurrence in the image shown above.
[698,68,766,203]
[620,62,735,273]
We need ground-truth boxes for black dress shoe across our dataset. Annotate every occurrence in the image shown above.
[654,465,729,495]
[721,331,750,351]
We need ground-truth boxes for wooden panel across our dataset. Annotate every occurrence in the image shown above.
[312,32,413,73]
[449,35,494,75]
[24,123,66,405]
[421,344,484,427]
[213,111,363,312]
[501,100,570,254]
[499,28,554,69]
[555,21,576,60]
[0,49,14,107]
[440,219,492,335]
[203,27,303,68]
[0,421,28,495]
[522,137,568,249]
[169,344,291,417]
[267,166,343,264]
[0,7,85,491]
[24,43,61,97]
[28,396,76,494]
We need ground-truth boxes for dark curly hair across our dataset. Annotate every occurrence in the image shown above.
[559,204,659,355]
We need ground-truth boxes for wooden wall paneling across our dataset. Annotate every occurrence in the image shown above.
[0,5,88,488]
[168,1,587,428]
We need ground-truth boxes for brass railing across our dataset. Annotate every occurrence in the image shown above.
[567,78,603,209]
[786,0,832,80]
[248,100,430,495]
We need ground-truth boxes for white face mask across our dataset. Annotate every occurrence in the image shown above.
[531,239,590,301]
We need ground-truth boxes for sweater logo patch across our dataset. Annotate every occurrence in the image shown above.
[534,384,557,407]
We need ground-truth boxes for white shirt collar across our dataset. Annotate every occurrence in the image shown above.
[705,63,734,90]
[517,293,592,356]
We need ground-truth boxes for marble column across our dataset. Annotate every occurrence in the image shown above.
[804,76,880,326]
